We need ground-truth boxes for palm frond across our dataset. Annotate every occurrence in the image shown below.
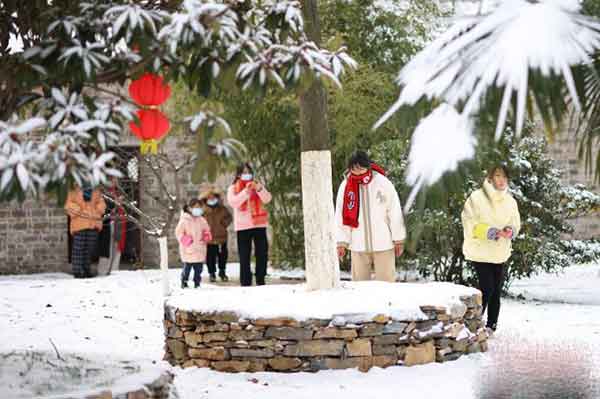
[377,0,600,138]
[377,0,600,191]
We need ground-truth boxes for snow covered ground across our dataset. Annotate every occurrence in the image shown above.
[1,263,599,398]
[509,263,600,306]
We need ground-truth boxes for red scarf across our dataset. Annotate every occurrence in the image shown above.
[235,180,269,225]
[342,163,386,228]
[110,186,127,253]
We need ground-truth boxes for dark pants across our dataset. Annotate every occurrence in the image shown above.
[473,261,506,329]
[237,228,268,286]
[72,229,98,278]
[182,263,203,286]
[206,243,228,276]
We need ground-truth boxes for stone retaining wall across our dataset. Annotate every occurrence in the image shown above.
[164,292,487,372]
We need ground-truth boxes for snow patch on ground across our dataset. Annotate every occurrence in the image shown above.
[174,356,483,399]
[0,351,163,399]
[509,263,600,305]
[165,281,479,321]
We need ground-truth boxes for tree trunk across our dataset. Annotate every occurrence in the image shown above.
[299,0,340,290]
[158,236,171,296]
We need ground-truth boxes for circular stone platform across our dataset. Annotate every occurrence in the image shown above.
[163,281,486,372]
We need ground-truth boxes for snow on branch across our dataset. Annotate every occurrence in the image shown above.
[3,0,356,201]
[378,0,600,137]
[0,92,132,198]
[375,0,600,203]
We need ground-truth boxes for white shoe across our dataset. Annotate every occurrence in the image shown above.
[485,327,495,338]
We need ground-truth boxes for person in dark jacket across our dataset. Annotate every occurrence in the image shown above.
[200,186,233,282]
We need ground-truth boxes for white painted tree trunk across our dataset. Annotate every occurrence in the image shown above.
[158,236,171,296]
[301,150,341,290]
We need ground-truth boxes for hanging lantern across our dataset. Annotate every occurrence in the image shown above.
[129,73,171,106]
[128,73,172,154]
[129,109,170,154]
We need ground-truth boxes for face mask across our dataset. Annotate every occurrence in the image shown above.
[83,188,93,202]
[207,199,219,207]
[240,173,253,182]
[191,208,204,217]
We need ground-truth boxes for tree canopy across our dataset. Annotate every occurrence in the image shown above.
[0,0,356,202]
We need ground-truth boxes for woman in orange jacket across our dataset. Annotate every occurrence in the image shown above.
[65,185,106,278]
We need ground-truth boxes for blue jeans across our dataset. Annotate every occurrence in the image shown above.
[182,263,203,286]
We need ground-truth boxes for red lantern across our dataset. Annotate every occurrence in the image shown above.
[128,73,172,153]
[129,109,170,154]
[128,73,171,107]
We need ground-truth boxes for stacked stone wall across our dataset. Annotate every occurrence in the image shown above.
[164,293,487,372]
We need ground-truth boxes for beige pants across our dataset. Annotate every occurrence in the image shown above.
[351,249,396,282]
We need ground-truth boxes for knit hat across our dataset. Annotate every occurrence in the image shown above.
[199,185,223,201]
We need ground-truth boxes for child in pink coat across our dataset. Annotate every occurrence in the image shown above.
[175,199,212,288]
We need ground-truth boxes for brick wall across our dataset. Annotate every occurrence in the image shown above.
[0,197,69,274]
[545,130,600,239]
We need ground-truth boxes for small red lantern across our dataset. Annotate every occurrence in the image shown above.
[128,72,172,154]
[129,109,170,154]
[129,73,171,106]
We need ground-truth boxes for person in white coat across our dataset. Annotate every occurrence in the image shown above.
[335,151,406,282]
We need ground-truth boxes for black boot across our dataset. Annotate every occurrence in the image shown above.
[181,281,188,289]
[209,274,217,283]
[219,273,229,282]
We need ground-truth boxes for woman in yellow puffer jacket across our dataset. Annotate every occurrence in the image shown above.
[462,165,520,334]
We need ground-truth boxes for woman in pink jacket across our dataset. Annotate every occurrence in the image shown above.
[227,163,272,286]
[175,198,212,288]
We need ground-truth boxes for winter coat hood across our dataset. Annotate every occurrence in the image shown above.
[482,179,509,203]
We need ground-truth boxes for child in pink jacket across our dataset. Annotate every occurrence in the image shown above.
[175,199,212,288]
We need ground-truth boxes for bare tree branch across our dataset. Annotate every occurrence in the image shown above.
[141,154,174,208]
[48,338,64,362]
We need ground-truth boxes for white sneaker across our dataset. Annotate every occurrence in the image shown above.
[485,327,495,338]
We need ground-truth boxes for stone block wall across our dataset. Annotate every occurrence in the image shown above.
[0,197,69,275]
[163,293,487,373]
[545,129,600,239]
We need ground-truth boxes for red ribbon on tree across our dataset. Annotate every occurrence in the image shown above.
[128,73,171,154]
